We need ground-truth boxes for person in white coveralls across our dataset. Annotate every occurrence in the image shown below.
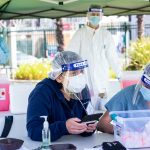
[67,4,122,107]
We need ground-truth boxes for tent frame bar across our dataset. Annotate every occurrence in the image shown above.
[0,2,150,19]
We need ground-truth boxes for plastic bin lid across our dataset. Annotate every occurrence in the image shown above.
[110,110,150,121]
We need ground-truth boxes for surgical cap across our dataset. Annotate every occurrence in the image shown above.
[88,4,103,13]
[49,51,82,80]
[141,63,150,88]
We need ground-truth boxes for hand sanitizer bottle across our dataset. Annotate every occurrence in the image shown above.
[41,116,51,150]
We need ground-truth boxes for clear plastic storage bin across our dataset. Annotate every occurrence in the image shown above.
[110,110,150,149]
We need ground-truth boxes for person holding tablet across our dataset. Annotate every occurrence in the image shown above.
[27,51,98,142]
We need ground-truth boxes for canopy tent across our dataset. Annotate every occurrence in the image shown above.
[0,0,150,20]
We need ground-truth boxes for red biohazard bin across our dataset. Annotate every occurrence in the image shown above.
[121,80,139,88]
[121,71,142,89]
[0,74,10,111]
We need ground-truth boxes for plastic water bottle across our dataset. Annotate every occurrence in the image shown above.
[98,88,107,111]
[41,116,51,150]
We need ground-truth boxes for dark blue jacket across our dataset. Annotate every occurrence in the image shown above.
[27,78,91,142]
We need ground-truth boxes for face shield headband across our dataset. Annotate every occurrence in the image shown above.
[88,8,103,13]
[62,60,88,72]
[141,74,150,88]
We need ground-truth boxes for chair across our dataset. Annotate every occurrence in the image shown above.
[0,114,27,139]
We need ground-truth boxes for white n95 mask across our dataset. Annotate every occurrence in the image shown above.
[66,74,86,93]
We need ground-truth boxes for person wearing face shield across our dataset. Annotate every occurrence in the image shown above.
[67,4,122,108]
[97,63,150,134]
[26,51,97,142]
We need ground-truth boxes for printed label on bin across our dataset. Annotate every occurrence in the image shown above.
[0,88,6,100]
[116,124,121,137]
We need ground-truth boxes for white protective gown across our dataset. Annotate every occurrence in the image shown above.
[67,25,121,98]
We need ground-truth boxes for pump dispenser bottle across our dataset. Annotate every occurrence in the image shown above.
[41,116,51,150]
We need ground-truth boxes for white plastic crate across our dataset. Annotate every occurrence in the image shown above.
[110,110,150,149]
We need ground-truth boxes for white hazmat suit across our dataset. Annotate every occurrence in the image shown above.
[67,25,121,99]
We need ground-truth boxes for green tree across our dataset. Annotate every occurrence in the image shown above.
[137,15,144,39]
[126,37,150,70]
[56,18,64,52]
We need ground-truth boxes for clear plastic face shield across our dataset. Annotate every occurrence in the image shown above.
[61,60,95,114]
[87,8,103,26]
[132,64,150,105]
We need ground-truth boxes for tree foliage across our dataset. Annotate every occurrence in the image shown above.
[126,37,150,70]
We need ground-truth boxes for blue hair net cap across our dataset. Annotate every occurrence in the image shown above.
[48,51,82,80]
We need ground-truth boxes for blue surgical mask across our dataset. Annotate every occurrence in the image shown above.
[140,86,150,101]
[89,16,100,26]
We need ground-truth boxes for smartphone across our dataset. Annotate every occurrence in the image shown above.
[81,113,103,125]
[82,120,97,125]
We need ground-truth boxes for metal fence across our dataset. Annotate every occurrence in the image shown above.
[8,28,57,58]
[0,23,150,77]
[8,23,150,58]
